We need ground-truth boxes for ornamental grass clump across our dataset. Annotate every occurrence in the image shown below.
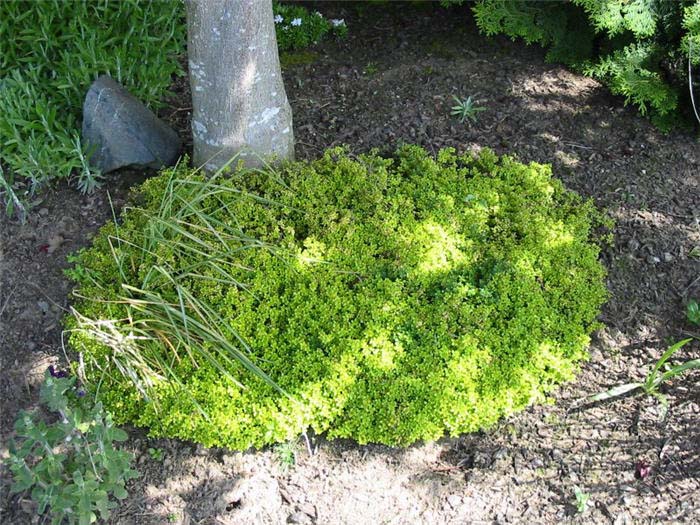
[67,145,609,450]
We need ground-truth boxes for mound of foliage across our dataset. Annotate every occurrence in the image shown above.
[469,0,700,130]
[67,146,608,450]
[0,1,344,219]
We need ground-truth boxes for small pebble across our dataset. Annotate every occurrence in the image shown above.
[646,255,660,265]
[287,512,311,524]
[446,494,462,509]
[589,348,604,362]
[494,447,508,460]
[663,252,673,262]
[530,457,545,469]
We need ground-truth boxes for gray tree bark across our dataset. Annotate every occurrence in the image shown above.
[185,0,294,171]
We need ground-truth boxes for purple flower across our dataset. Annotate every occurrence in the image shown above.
[48,365,68,379]
[76,389,86,397]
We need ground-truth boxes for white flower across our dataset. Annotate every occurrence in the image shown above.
[274,14,283,24]
[314,11,323,18]
[331,18,345,27]
[291,18,302,27]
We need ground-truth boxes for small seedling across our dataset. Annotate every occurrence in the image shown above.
[274,441,297,470]
[573,486,590,514]
[450,95,486,124]
[364,62,378,76]
[167,512,179,523]
[148,447,164,462]
[580,338,699,415]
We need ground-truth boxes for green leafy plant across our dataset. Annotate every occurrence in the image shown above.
[67,145,608,450]
[7,367,138,525]
[450,95,486,123]
[573,485,590,514]
[0,0,186,217]
[687,299,700,325]
[273,3,347,51]
[147,447,164,462]
[581,338,699,413]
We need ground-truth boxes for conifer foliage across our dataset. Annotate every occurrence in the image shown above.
[472,0,700,130]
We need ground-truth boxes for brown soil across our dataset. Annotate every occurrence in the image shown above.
[2,4,700,524]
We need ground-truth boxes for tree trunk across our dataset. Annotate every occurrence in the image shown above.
[185,0,294,171]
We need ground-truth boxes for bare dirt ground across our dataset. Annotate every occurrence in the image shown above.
[2,4,699,524]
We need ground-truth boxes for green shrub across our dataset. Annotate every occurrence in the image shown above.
[0,0,186,216]
[67,146,609,450]
[273,4,347,51]
[470,0,700,130]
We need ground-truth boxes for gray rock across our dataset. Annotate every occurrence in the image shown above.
[82,75,181,173]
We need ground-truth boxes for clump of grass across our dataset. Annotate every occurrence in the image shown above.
[66,159,285,416]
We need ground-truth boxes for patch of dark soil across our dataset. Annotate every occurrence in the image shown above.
[2,3,699,524]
